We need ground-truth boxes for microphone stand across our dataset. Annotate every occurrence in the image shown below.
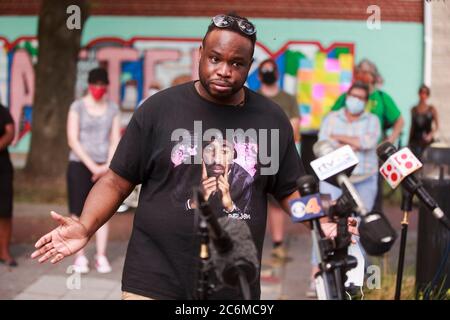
[194,215,214,300]
[193,188,254,300]
[310,219,334,299]
[231,261,252,300]
[394,188,413,300]
[297,176,357,300]
[333,213,353,300]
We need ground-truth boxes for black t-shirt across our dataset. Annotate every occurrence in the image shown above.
[110,81,305,299]
[0,104,13,165]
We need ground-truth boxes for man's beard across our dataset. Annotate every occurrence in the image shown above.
[199,76,242,100]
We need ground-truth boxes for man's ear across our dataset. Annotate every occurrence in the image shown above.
[198,45,203,62]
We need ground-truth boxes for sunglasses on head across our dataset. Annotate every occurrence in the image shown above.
[212,14,256,36]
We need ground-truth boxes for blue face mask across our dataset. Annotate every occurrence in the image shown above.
[346,96,366,115]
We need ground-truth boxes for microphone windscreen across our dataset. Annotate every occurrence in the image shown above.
[297,175,319,195]
[359,211,397,256]
[376,141,397,161]
[313,140,335,158]
[210,217,259,287]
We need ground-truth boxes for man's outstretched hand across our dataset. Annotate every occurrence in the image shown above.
[30,211,90,264]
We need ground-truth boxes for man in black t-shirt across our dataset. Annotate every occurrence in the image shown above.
[32,13,347,300]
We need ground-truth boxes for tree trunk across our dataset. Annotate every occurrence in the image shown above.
[25,0,89,180]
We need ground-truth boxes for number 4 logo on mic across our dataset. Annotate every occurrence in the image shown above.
[380,148,422,189]
[289,194,326,223]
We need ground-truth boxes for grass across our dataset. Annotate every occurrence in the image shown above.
[363,270,416,300]
[361,255,449,300]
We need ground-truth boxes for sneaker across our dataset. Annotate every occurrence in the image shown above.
[95,255,112,273]
[73,255,89,274]
[271,245,290,261]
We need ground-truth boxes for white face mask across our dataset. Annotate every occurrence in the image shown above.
[346,96,366,115]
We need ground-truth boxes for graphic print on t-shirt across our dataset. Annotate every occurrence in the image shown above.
[170,131,259,220]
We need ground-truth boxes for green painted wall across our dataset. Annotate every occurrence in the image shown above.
[0,16,423,144]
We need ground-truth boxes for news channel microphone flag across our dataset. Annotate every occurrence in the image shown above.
[377,142,450,230]
[310,140,397,256]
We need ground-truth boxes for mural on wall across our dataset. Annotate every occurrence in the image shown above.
[0,36,354,154]
[283,42,354,131]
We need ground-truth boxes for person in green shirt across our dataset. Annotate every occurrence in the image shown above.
[331,59,404,213]
[331,59,404,144]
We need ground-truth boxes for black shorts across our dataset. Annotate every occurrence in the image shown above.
[0,160,13,218]
[67,161,94,217]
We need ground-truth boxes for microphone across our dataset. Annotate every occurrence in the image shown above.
[312,140,368,216]
[292,175,336,300]
[290,175,327,223]
[194,188,259,292]
[312,140,397,255]
[377,142,450,230]
[210,217,259,289]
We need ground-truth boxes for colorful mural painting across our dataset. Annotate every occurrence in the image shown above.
[0,36,354,154]
[248,41,354,132]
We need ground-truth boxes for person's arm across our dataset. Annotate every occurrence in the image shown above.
[288,94,301,143]
[332,117,380,151]
[380,91,404,144]
[387,115,404,144]
[290,117,300,143]
[318,113,341,148]
[318,114,331,141]
[67,109,101,174]
[79,169,135,236]
[0,123,14,151]
[31,170,135,264]
[330,135,361,150]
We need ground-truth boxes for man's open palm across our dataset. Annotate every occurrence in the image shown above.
[31,211,90,264]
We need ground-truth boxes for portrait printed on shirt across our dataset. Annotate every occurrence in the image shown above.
[170,131,258,220]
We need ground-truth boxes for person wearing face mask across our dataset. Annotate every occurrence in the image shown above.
[332,59,403,144]
[258,58,300,263]
[331,59,404,214]
[66,67,121,274]
[306,81,381,298]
